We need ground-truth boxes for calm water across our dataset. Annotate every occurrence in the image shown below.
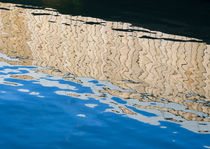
[0,1,210,149]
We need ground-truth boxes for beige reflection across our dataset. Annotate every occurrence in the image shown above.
[0,3,209,124]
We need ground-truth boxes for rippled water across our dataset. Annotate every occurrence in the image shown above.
[0,1,210,149]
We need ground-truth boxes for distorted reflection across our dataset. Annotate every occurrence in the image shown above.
[0,2,209,134]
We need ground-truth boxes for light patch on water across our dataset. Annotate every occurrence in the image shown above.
[0,62,10,67]
[30,92,40,95]
[85,104,98,108]
[77,114,86,117]
[204,146,210,149]
[1,69,21,73]
[38,96,45,98]
[18,89,30,92]
[34,79,77,90]
[0,91,6,93]
[0,53,21,62]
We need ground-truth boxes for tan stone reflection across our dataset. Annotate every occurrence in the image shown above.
[0,2,209,124]
[0,3,32,66]
[11,75,37,80]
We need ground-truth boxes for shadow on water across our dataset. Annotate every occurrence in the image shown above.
[0,0,210,43]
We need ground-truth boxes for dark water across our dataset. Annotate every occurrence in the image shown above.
[0,0,210,149]
[1,0,210,43]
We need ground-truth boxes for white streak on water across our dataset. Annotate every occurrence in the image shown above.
[85,104,98,108]
[30,92,40,95]
[77,114,86,117]
[18,89,30,92]
[0,69,20,73]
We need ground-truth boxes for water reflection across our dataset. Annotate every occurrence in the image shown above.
[0,2,209,134]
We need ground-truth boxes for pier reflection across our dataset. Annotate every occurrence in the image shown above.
[0,2,209,133]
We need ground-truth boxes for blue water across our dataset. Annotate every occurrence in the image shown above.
[0,64,209,149]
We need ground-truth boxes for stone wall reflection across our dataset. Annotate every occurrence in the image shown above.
[0,2,209,124]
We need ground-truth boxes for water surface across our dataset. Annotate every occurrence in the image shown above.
[0,2,210,149]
